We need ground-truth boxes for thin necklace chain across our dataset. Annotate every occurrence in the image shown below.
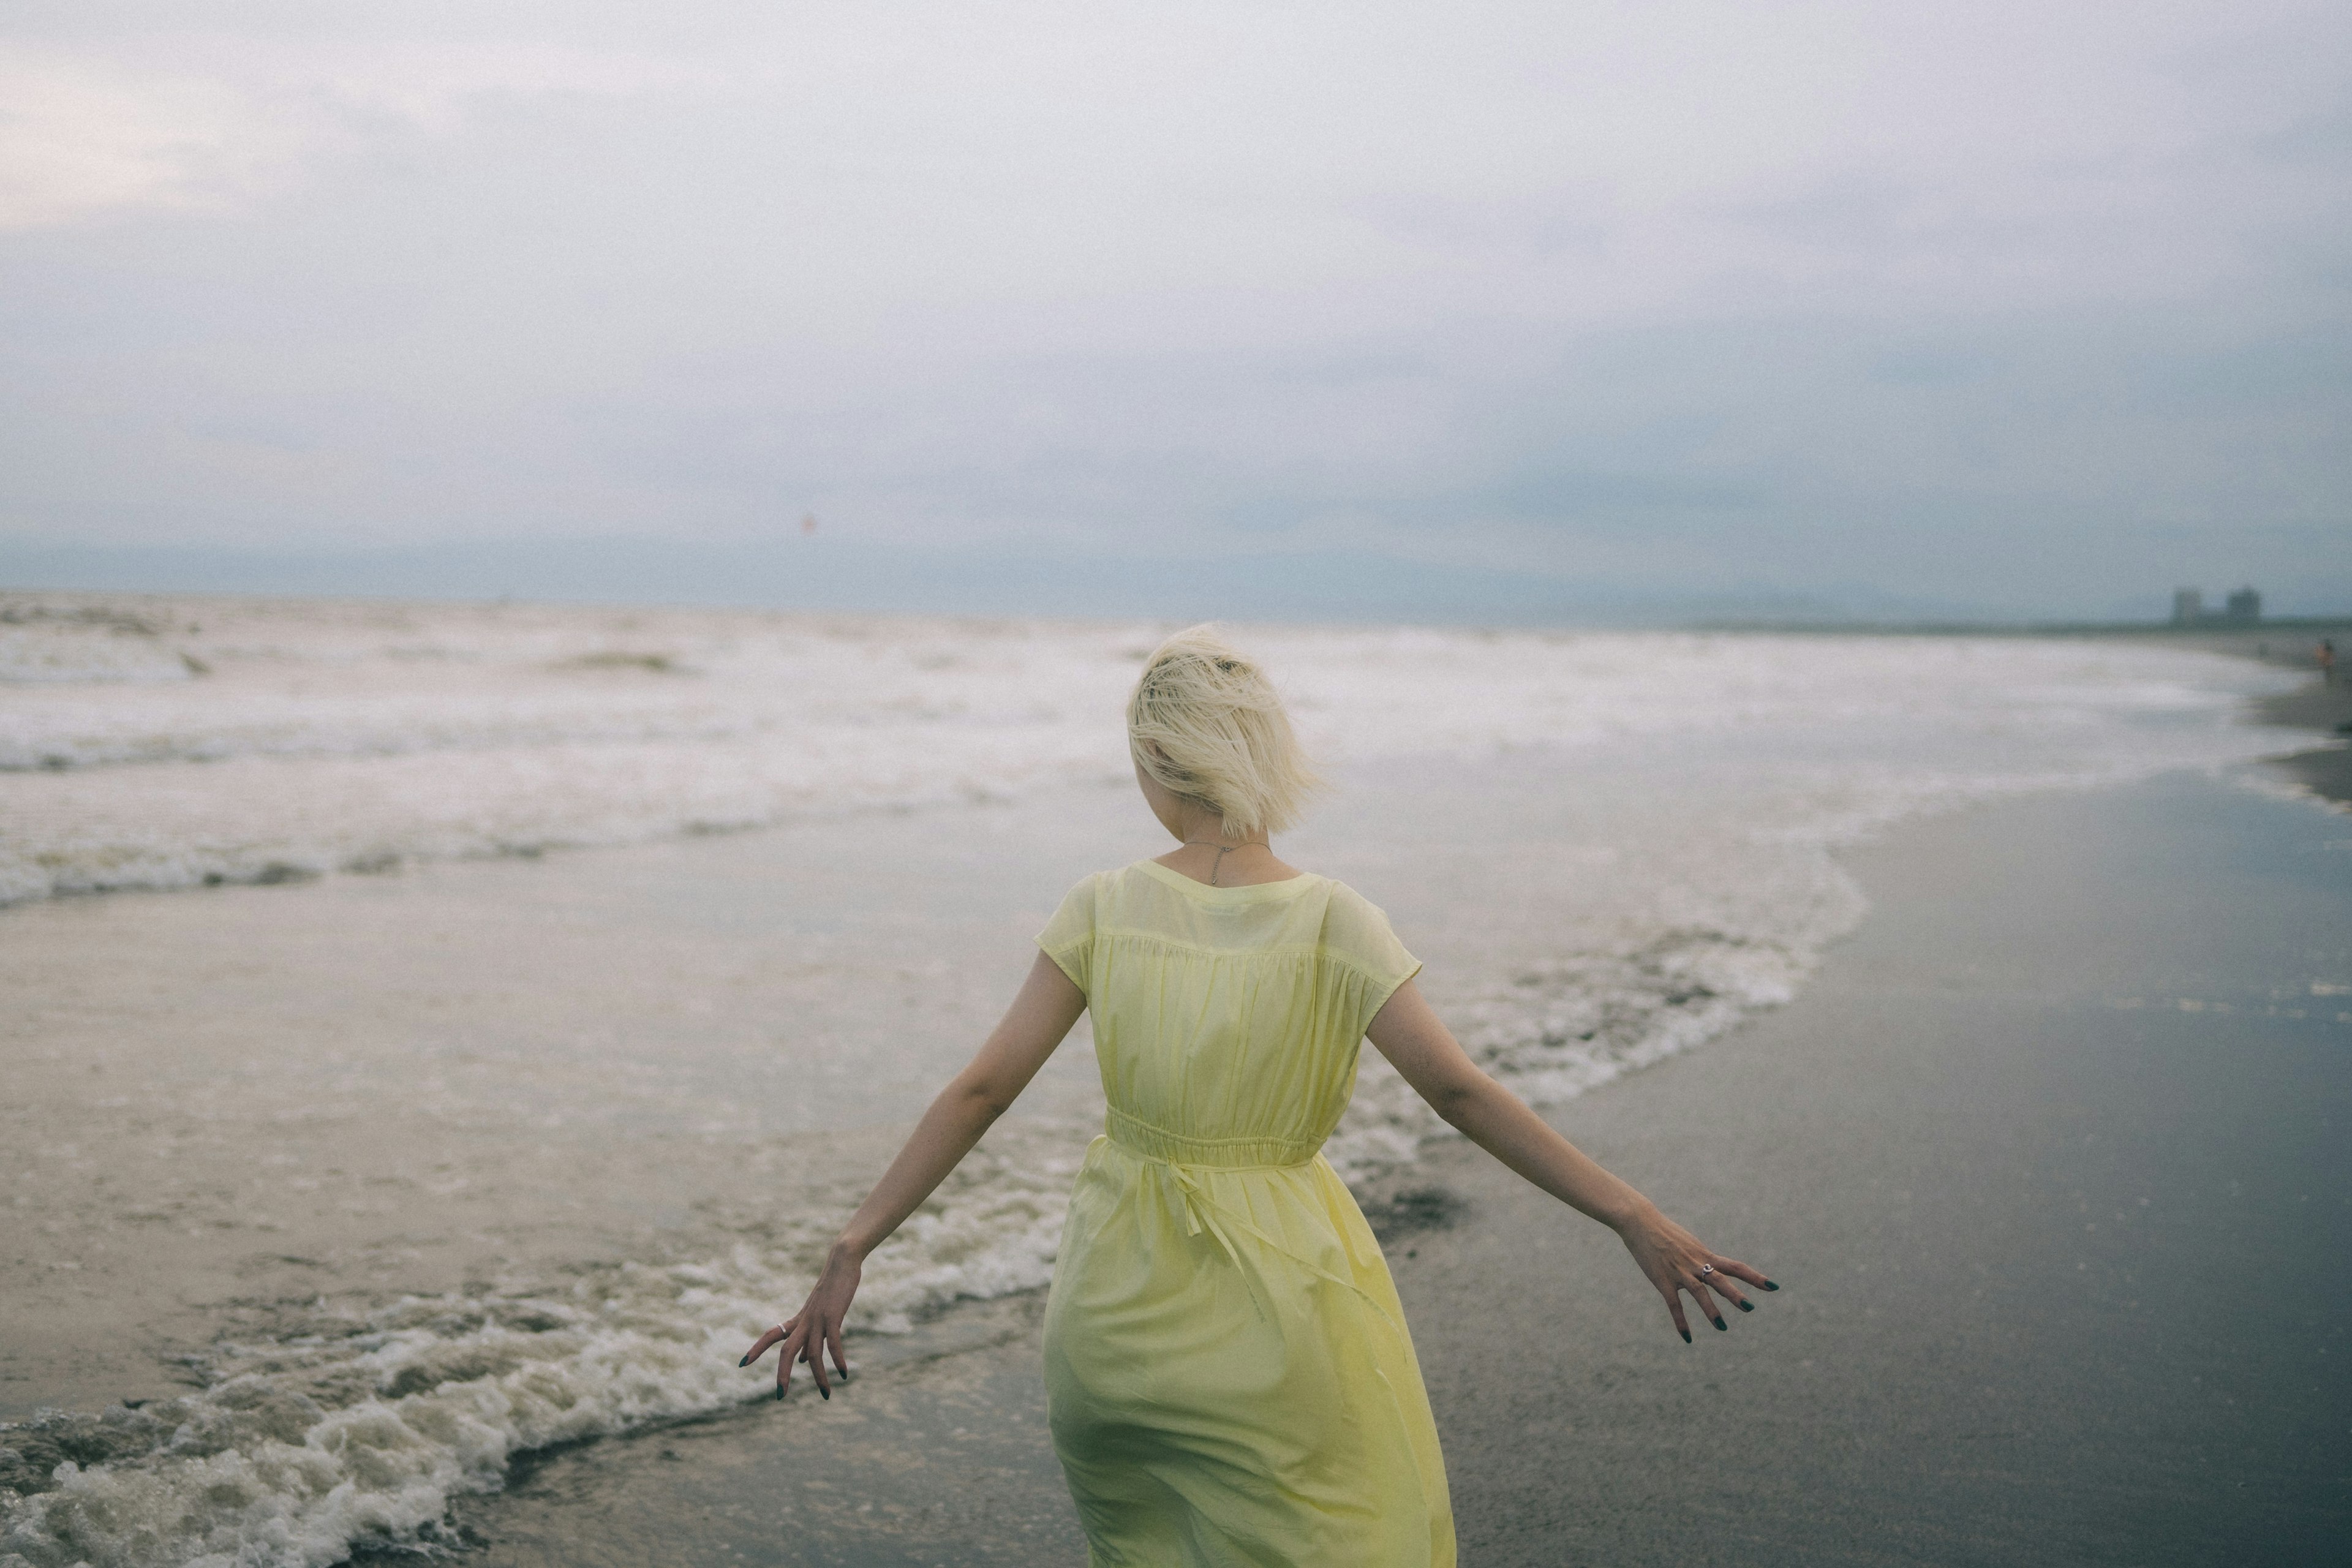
[1179,839,1261,887]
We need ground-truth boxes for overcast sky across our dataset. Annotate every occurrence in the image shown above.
[3,1,2346,620]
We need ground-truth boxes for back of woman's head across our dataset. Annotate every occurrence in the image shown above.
[1126,625,1319,838]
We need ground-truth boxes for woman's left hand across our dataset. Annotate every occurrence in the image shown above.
[1616,1206,1776,1343]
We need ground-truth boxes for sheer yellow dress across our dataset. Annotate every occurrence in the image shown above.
[1037,860,1456,1568]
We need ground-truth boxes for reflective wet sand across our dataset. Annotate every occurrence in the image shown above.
[426,773,2351,1567]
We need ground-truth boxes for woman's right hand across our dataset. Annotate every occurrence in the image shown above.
[740,1245,861,1400]
[1615,1205,1776,1343]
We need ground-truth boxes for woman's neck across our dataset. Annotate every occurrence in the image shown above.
[1154,834,1302,889]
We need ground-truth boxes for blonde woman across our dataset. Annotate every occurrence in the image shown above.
[741,625,1774,1566]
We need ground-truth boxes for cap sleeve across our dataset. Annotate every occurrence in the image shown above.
[1035,875,1098,996]
[1324,883,1423,1038]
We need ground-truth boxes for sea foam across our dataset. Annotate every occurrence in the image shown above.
[0,595,2300,908]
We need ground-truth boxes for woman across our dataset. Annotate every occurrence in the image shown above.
[741,625,1773,1566]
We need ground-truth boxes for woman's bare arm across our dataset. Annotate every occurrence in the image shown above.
[1366,977,1776,1342]
[741,951,1087,1398]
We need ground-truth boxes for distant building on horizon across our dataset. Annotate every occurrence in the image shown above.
[2171,586,2263,626]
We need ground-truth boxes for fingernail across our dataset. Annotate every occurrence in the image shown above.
[1736,1300,1754,1313]
[1679,1327,1691,1343]
[1763,1280,1780,1291]
[1713,1317,1727,1330]
[819,1387,829,1401]
[774,1387,783,1401]
[738,1355,750,1367]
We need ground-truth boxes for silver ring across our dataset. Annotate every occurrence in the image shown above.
[1698,1264,1714,1276]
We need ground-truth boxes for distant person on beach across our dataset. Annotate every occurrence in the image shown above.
[740,625,1775,1566]
[2321,639,2337,685]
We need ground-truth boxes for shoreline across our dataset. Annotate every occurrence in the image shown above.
[1406,766,2352,1564]
[413,737,2352,1564]
[2251,677,2352,809]
[423,768,2352,1567]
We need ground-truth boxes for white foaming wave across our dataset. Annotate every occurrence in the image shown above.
[1327,941,1807,1179]
[0,624,1109,772]
[0,598,2304,908]
[0,725,1120,905]
[0,624,195,687]
[0,1133,1083,1568]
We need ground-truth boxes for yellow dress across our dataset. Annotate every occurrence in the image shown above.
[1037,859,1456,1568]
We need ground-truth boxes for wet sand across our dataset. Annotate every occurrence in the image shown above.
[2253,676,2352,807]
[429,767,2351,1566]
[0,790,1133,1422]
[1408,771,2350,1565]
[2132,628,2351,807]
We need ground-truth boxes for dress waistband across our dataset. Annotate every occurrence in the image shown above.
[1096,1109,1404,1343]
[1103,1106,1320,1170]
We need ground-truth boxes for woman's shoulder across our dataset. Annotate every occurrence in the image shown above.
[1043,861,1156,917]
[1304,877,1418,970]
[1310,875,1395,927]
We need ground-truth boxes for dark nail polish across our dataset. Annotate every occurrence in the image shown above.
[774,1387,783,1401]
[1736,1300,1754,1312]
[1763,1280,1780,1291]
[1713,1317,1727,1330]
[1679,1327,1691,1343]
[819,1387,829,1401]
[738,1355,750,1367]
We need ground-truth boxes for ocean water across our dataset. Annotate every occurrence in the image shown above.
[0,593,2309,1568]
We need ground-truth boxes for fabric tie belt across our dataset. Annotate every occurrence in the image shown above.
[1102,1110,1406,1340]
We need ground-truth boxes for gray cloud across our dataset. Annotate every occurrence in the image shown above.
[1,0,2347,618]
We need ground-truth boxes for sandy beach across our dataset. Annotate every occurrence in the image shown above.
[1411,768,2351,1565]
[408,759,2351,1567]
[2256,679,2352,809]
[2,610,2339,1567]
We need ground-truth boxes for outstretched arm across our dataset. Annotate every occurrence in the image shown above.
[741,951,1087,1398]
[1366,978,1776,1342]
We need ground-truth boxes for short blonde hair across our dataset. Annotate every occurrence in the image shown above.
[1126,625,1319,838]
